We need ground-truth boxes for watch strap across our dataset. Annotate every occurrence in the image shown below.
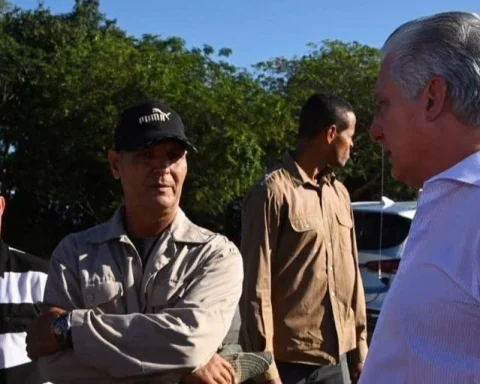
[51,312,73,349]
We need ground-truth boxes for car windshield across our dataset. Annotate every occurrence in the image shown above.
[353,211,412,250]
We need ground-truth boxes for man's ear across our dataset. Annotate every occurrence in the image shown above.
[0,196,5,236]
[108,149,122,180]
[424,76,449,122]
[0,196,5,216]
[326,124,338,144]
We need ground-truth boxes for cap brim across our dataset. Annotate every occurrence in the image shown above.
[221,352,273,383]
[138,134,197,152]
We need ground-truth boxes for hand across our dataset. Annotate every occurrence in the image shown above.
[182,354,237,384]
[26,306,67,359]
[349,362,363,384]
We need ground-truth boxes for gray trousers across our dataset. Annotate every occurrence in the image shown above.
[276,355,351,384]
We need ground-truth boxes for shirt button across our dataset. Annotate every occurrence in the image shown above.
[331,291,336,297]
[327,242,332,247]
[86,294,94,302]
[329,266,333,271]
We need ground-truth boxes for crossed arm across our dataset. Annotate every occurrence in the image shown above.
[27,240,243,384]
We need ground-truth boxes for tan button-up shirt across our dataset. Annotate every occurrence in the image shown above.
[240,152,367,380]
[38,207,243,384]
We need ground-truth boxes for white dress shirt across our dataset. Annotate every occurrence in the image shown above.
[359,151,480,384]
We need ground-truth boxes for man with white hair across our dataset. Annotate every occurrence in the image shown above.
[360,11,480,383]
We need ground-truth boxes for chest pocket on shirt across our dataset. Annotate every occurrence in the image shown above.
[82,281,124,313]
[148,278,188,312]
[336,210,353,252]
[289,215,322,232]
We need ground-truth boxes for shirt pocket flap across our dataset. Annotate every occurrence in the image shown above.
[289,215,322,232]
[83,281,123,309]
[149,278,187,311]
[336,211,353,228]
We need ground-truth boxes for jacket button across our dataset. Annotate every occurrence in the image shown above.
[86,294,94,302]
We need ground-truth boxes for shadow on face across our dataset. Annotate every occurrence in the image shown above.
[108,140,188,213]
[329,111,356,168]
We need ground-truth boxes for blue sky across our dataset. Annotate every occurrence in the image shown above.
[12,0,480,69]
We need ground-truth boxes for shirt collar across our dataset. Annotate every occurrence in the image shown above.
[282,151,336,187]
[318,167,336,185]
[426,150,480,187]
[86,205,210,244]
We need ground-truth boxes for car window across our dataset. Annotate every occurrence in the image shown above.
[353,211,412,250]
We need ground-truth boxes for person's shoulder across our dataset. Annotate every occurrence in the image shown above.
[201,229,240,256]
[54,227,91,250]
[7,245,49,273]
[332,177,348,192]
[57,209,123,252]
[263,163,295,190]
[333,178,351,203]
[177,216,241,261]
[245,163,292,202]
[203,232,242,268]
[175,216,234,248]
[50,220,111,262]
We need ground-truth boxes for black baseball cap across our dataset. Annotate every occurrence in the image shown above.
[114,101,195,152]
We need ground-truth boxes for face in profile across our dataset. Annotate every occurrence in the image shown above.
[370,61,427,187]
[328,111,356,168]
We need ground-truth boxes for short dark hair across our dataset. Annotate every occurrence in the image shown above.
[298,93,354,139]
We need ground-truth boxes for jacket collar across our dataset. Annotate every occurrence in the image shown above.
[86,206,211,245]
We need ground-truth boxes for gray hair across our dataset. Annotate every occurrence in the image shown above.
[382,11,480,127]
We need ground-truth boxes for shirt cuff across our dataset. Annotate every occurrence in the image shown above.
[70,309,89,354]
[347,340,368,363]
[257,360,280,381]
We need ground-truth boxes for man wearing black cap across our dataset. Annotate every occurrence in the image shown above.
[25,101,266,383]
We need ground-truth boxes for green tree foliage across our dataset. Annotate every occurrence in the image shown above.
[255,41,417,201]
[0,0,10,14]
[0,1,416,256]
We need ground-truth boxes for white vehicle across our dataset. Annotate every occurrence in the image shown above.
[352,198,417,339]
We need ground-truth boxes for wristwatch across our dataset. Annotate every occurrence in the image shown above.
[51,312,73,348]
